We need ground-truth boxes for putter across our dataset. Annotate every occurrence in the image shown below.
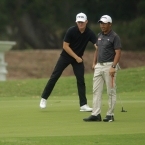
[110,77,114,121]
[117,93,127,112]
[111,77,127,113]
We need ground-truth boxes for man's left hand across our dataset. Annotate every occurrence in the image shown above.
[109,67,116,77]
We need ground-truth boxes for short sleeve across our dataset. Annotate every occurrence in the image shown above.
[90,31,97,44]
[63,28,72,43]
[114,35,122,49]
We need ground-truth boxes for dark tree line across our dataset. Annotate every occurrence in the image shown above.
[0,0,144,50]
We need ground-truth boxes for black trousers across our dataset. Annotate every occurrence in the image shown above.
[41,55,87,106]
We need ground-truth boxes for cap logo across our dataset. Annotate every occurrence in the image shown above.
[101,17,107,19]
[77,16,85,18]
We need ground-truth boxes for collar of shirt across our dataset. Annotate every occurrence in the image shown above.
[76,26,88,33]
[102,29,112,36]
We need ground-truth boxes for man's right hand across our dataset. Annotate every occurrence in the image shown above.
[92,63,96,70]
[75,57,83,63]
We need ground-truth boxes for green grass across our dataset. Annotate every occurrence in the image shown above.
[0,66,145,145]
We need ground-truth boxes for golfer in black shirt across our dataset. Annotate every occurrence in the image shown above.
[40,12,97,111]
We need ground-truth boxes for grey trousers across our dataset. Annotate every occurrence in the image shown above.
[92,62,119,116]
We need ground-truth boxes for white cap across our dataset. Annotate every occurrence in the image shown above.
[98,15,112,23]
[76,12,87,22]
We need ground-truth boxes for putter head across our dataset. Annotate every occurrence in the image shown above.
[121,110,127,112]
[121,107,127,112]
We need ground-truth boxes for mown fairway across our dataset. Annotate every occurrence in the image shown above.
[0,67,145,145]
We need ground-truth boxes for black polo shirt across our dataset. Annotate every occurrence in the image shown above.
[96,30,121,63]
[61,26,97,61]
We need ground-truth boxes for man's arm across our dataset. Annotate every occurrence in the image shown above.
[112,49,121,66]
[109,49,121,77]
[92,44,98,70]
[63,42,82,63]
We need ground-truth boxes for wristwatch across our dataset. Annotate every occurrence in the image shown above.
[112,65,116,68]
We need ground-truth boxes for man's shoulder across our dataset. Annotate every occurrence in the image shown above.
[67,26,77,31]
[110,30,121,43]
[85,27,96,36]
[86,27,94,32]
[110,30,119,37]
[65,26,78,35]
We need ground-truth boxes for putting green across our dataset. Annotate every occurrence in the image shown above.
[0,93,144,138]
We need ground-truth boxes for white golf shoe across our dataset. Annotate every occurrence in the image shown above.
[80,104,92,112]
[40,98,47,109]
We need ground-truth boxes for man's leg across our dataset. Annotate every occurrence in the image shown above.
[41,56,70,99]
[72,61,87,107]
[92,64,104,116]
[103,64,117,116]
[83,64,104,121]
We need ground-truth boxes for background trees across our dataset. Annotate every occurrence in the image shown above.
[0,0,144,50]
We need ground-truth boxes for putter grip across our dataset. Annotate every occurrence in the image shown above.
[111,77,114,88]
